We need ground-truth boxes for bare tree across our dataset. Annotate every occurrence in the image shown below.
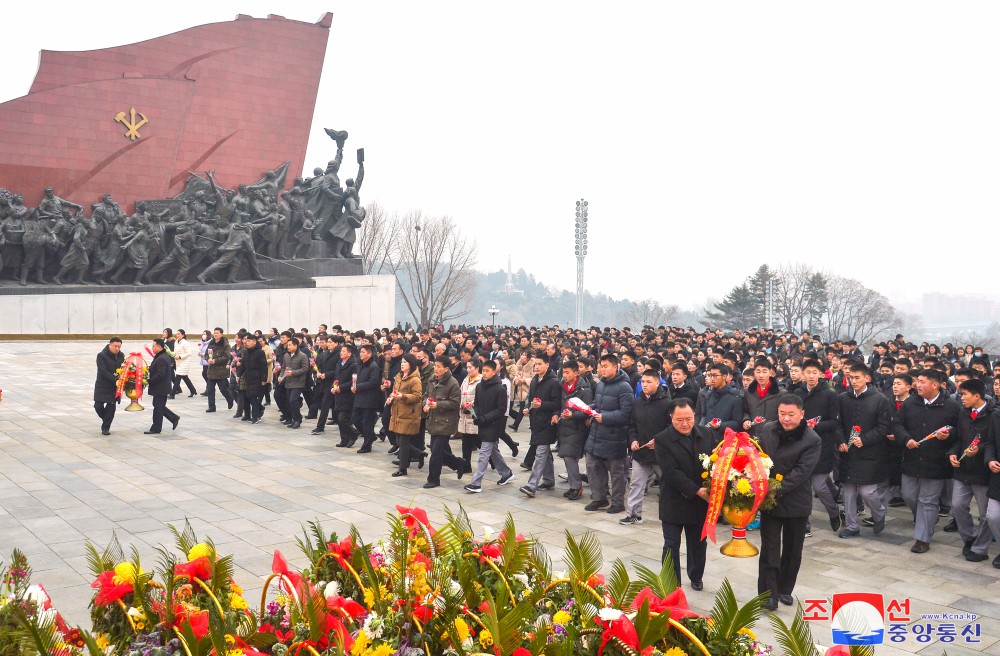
[391,211,478,327]
[946,322,1000,355]
[358,201,400,275]
[622,298,680,328]
[774,263,813,333]
[825,275,900,344]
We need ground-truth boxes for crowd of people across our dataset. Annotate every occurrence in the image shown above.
[92,323,1000,609]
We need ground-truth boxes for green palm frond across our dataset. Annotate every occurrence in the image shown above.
[564,529,603,583]
[498,599,537,654]
[606,558,633,609]
[80,630,109,656]
[154,545,179,627]
[84,542,107,579]
[767,603,819,656]
[499,513,533,576]
[630,554,678,598]
[9,601,60,656]
[850,647,875,656]
[84,533,123,577]
[708,579,768,640]
[435,504,473,557]
[530,539,552,588]
[127,545,156,620]
[168,519,198,556]
[209,551,235,594]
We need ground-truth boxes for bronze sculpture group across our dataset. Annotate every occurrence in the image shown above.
[0,128,365,287]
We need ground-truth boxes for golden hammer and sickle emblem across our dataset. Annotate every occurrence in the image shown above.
[114,107,148,140]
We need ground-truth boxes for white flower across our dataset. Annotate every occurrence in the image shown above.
[513,573,529,586]
[127,607,144,618]
[449,579,463,596]
[597,607,623,622]
[761,457,773,469]
[552,570,567,581]
[324,581,341,598]
[24,585,49,608]
[482,525,497,540]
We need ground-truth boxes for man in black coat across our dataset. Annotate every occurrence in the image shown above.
[894,368,962,553]
[621,373,671,526]
[520,355,562,498]
[311,338,338,435]
[243,337,268,423]
[465,360,514,492]
[585,354,634,514]
[94,337,125,436]
[654,398,714,590]
[743,360,782,438]
[948,379,993,562]
[145,339,180,434]
[696,363,743,440]
[353,344,384,453]
[982,406,1000,568]
[757,394,821,611]
[796,359,844,532]
[837,363,892,539]
[667,365,699,405]
[332,344,360,447]
[557,361,593,501]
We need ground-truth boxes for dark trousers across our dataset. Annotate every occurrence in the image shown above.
[336,409,358,445]
[94,401,117,431]
[173,375,196,395]
[247,393,264,420]
[427,435,464,485]
[522,444,537,467]
[315,386,334,429]
[286,388,303,422]
[201,365,209,387]
[661,522,707,586]
[395,432,417,472]
[510,401,525,430]
[352,407,378,447]
[274,383,288,418]
[206,378,232,411]
[758,513,808,599]
[235,388,246,416]
[460,433,482,470]
[150,395,179,432]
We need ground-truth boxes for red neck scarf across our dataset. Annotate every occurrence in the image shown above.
[563,379,578,394]
[756,380,771,399]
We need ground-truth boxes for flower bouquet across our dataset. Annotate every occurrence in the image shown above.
[700,428,782,557]
[114,352,149,412]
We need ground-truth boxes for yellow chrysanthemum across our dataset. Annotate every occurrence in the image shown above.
[736,478,752,495]
[350,630,369,656]
[775,474,784,482]
[709,453,719,462]
[229,593,248,611]
[275,594,289,607]
[94,634,111,651]
[552,610,571,625]
[231,582,243,595]
[739,627,757,640]
[370,646,394,656]
[701,471,709,479]
[454,617,470,642]
[664,647,687,656]
[479,629,494,648]
[112,562,142,586]
[363,588,375,608]
[187,543,214,561]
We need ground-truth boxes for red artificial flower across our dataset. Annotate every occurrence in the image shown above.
[326,537,354,569]
[598,614,639,655]
[275,629,295,643]
[478,600,492,614]
[271,550,306,595]
[259,624,275,634]
[587,573,605,588]
[413,604,435,624]
[512,649,532,656]
[630,586,700,620]
[326,595,367,620]
[479,542,502,561]
[169,606,209,639]
[411,552,433,571]
[825,647,850,656]
[731,451,749,471]
[852,425,861,433]
[395,505,436,536]
[174,556,212,581]
[91,570,134,606]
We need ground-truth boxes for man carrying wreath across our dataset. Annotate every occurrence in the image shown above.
[756,394,821,611]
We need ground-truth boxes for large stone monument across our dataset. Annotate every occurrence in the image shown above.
[0,14,394,334]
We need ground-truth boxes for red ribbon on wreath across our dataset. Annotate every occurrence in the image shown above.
[115,352,147,401]
[701,428,770,543]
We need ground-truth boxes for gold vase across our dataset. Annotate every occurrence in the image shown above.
[124,386,144,412]
[720,505,759,557]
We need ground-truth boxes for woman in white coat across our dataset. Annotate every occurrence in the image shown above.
[171,329,198,397]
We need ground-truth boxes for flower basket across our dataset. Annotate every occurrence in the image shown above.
[114,352,148,412]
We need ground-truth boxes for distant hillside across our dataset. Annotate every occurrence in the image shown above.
[393,268,704,329]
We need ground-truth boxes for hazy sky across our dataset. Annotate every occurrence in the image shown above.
[2,2,998,308]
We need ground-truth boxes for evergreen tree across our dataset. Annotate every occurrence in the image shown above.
[746,264,778,327]
[705,283,760,330]
[804,272,828,334]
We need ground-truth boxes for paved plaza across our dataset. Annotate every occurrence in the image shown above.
[1,341,1000,654]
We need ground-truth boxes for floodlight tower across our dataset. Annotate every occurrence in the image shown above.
[574,199,589,329]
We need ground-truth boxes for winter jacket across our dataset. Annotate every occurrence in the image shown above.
[949,399,993,486]
[353,357,384,409]
[389,370,423,436]
[628,388,672,466]
[794,382,843,475]
[743,380,781,437]
[527,369,562,446]
[895,393,962,480]
[94,345,124,402]
[696,385,743,440]
[243,345,268,395]
[424,371,462,436]
[173,338,194,377]
[146,350,174,397]
[982,411,1000,501]
[206,337,232,380]
[668,382,698,405]
[280,350,309,390]
[473,375,508,443]
[757,422,822,518]
[458,374,482,435]
[314,349,337,391]
[333,356,358,412]
[655,424,715,525]
[585,368,633,460]
[557,377,594,460]
[838,386,893,485]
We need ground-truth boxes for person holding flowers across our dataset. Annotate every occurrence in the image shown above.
[756,394,821,611]
[144,338,180,434]
[93,336,124,436]
[893,367,961,553]
[948,378,994,562]
[388,353,423,476]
